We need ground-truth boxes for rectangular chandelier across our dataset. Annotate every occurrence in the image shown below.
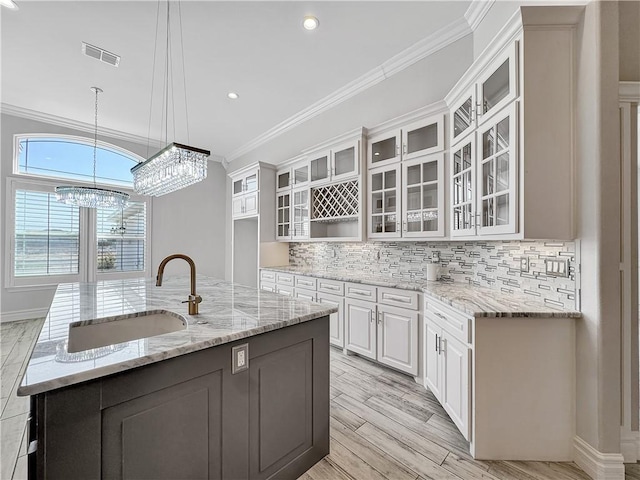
[131,143,210,197]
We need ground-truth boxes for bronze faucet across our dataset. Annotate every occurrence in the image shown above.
[156,254,202,315]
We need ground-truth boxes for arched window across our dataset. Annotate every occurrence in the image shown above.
[14,134,143,187]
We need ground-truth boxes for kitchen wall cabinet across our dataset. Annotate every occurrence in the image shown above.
[277,158,309,192]
[232,169,258,197]
[276,191,291,240]
[232,191,258,219]
[368,164,401,238]
[445,10,577,240]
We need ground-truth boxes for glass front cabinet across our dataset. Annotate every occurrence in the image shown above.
[232,169,258,196]
[401,154,444,238]
[291,187,310,240]
[368,164,401,238]
[276,191,291,240]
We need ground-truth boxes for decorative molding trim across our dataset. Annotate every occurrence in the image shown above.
[301,126,367,155]
[226,17,472,163]
[620,428,639,463]
[620,81,640,102]
[0,307,48,323]
[464,0,495,32]
[366,101,448,137]
[1,102,163,149]
[574,436,625,480]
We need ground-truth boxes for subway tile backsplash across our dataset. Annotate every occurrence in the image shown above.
[289,240,577,309]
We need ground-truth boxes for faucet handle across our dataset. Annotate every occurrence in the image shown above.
[182,294,202,304]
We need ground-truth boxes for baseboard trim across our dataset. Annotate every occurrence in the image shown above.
[0,308,48,323]
[620,428,639,463]
[574,436,625,480]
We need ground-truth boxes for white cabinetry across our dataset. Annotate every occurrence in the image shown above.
[345,298,376,359]
[317,292,345,348]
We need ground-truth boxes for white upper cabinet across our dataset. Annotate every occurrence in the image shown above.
[368,130,401,169]
[476,42,518,126]
[309,150,331,185]
[401,154,444,238]
[232,168,259,197]
[291,187,310,240]
[368,164,401,239]
[331,141,359,182]
[276,191,291,240]
[277,159,309,192]
[450,88,476,146]
[450,135,476,237]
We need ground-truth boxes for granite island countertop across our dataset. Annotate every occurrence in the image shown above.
[18,276,337,396]
[261,266,581,319]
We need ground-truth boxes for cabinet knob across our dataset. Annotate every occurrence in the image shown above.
[396,144,400,156]
[403,144,407,155]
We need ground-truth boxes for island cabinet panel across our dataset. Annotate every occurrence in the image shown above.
[32,317,330,480]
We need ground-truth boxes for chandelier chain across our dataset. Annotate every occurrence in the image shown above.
[92,86,99,188]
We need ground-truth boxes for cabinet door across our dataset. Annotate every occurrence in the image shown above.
[244,170,258,194]
[476,42,518,126]
[244,192,259,217]
[450,135,476,237]
[376,305,418,375]
[232,177,245,197]
[276,168,291,192]
[450,88,476,145]
[232,196,244,218]
[368,164,401,239]
[368,130,401,169]
[345,298,376,360]
[441,332,471,441]
[276,192,291,240]
[331,141,359,182]
[424,321,442,400]
[401,115,444,161]
[291,188,309,240]
[402,154,444,238]
[309,151,331,185]
[292,161,310,188]
[317,292,344,348]
[477,102,518,235]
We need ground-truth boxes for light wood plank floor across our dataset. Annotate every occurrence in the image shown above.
[0,319,630,479]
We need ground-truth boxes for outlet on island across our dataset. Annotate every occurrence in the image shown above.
[232,344,249,374]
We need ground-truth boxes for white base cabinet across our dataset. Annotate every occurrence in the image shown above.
[345,298,376,359]
[317,292,344,348]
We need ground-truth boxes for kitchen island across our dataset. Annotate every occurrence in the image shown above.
[18,276,336,480]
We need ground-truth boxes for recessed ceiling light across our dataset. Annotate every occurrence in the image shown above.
[303,16,319,31]
[0,0,18,10]
[227,92,239,100]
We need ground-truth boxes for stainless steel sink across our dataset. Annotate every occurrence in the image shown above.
[67,310,187,353]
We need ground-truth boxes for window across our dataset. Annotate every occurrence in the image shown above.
[8,135,150,288]
[15,134,143,187]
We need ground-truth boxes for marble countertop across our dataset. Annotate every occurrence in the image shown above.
[262,266,581,319]
[18,276,336,396]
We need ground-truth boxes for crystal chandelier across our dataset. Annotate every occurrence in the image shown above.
[131,1,210,197]
[56,87,129,208]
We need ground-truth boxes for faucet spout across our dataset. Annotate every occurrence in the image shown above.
[156,254,202,315]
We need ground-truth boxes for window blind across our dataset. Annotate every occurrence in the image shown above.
[96,201,146,273]
[14,190,80,276]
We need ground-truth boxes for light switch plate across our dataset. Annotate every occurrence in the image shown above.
[232,344,249,374]
[545,259,569,277]
[520,256,529,273]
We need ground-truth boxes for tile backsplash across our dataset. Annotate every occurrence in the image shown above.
[289,240,578,309]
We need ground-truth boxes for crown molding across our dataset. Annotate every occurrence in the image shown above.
[226,17,472,163]
[302,127,367,155]
[620,81,640,102]
[1,102,163,149]
[464,0,495,32]
[367,100,448,137]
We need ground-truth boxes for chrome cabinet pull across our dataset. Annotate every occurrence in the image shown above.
[402,143,407,155]
[435,334,439,352]
[434,311,447,321]
[396,144,400,156]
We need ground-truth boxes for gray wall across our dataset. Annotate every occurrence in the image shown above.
[619,0,640,82]
[0,113,227,319]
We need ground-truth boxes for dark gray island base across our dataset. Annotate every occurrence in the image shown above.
[29,317,329,480]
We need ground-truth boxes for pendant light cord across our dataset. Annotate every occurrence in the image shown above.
[92,87,100,188]
[145,0,161,159]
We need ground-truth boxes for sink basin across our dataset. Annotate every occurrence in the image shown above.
[67,310,187,353]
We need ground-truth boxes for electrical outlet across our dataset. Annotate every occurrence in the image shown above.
[520,257,529,273]
[232,344,249,374]
[431,251,440,263]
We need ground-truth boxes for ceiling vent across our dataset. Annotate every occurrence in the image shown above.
[82,42,120,67]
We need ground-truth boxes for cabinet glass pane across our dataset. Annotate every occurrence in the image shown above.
[483,160,494,196]
[453,177,462,205]
[423,184,438,208]
[372,137,396,164]
[464,172,473,202]
[496,117,510,153]
[424,211,438,231]
[496,154,509,192]
[407,165,421,185]
[423,162,437,182]
[278,209,283,223]
[384,215,397,232]
[463,143,472,169]
[483,198,494,227]
[482,59,510,114]
[464,205,472,229]
[407,212,421,232]
[278,171,290,189]
[384,169,396,189]
[283,207,289,222]
[372,192,383,214]
[278,225,284,237]
[496,194,509,225]
[233,179,243,195]
[407,124,438,154]
[283,224,289,236]
[384,191,396,213]
[310,156,328,181]
[407,186,421,210]
[245,174,257,192]
[454,150,462,175]
[278,196,284,208]
[294,165,308,184]
[453,97,473,139]
[483,129,494,159]
[372,215,383,234]
[334,147,355,176]
[371,173,383,191]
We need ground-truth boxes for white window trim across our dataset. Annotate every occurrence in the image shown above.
[5,175,152,288]
[13,133,145,188]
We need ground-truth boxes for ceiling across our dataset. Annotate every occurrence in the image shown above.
[1,1,472,162]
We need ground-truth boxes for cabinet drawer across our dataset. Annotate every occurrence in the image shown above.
[260,270,276,282]
[276,285,294,297]
[424,298,471,344]
[378,287,419,310]
[294,289,316,302]
[345,282,377,302]
[275,272,294,286]
[294,276,317,291]
[260,281,276,293]
[317,278,344,296]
